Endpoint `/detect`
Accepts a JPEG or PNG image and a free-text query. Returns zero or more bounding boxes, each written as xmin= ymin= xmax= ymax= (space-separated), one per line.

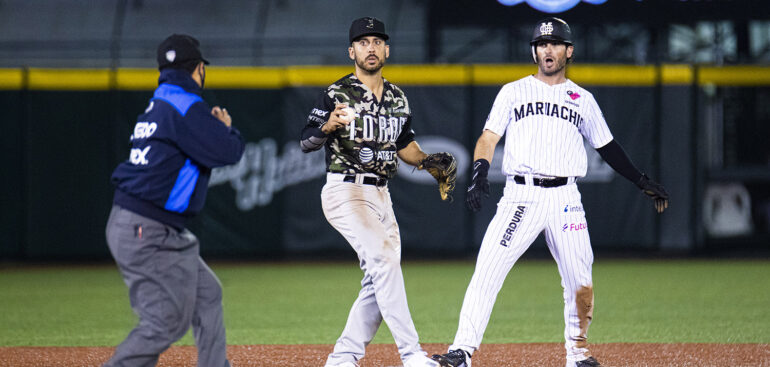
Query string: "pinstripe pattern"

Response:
xmin=450 ymin=75 xmax=610 ymax=364
xmin=485 ymin=76 xmax=613 ymax=178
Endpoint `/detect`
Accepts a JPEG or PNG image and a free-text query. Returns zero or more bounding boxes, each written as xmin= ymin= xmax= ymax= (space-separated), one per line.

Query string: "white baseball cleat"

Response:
xmin=403 ymin=354 xmax=441 ymax=367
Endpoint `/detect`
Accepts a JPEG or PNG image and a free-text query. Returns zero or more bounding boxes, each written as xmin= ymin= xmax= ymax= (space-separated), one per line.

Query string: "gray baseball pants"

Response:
xmin=104 ymin=206 xmax=230 ymax=367
xmin=321 ymin=178 xmax=428 ymax=366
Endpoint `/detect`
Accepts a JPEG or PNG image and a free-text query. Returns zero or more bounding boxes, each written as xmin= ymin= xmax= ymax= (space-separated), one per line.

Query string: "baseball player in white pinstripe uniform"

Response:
xmin=432 ymin=18 xmax=669 ymax=367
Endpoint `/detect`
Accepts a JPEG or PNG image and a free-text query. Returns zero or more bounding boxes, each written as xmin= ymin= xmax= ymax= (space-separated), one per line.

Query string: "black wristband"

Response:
xmin=472 ymin=159 xmax=490 ymax=179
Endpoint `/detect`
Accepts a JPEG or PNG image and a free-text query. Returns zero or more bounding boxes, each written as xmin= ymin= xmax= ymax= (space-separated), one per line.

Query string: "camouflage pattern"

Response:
xmin=318 ymin=73 xmax=414 ymax=179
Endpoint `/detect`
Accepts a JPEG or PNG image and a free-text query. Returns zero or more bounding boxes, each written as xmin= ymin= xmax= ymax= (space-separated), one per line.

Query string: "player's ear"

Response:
xmin=348 ymin=45 xmax=355 ymax=61
xmin=566 ymin=45 xmax=574 ymax=59
xmin=385 ymin=44 xmax=390 ymax=59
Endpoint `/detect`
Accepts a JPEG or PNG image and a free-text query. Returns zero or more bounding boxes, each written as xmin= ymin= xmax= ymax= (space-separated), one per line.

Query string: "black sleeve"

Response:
xmin=596 ymin=139 xmax=644 ymax=184
xmin=395 ymin=115 xmax=416 ymax=151
xmin=300 ymin=90 xmax=334 ymax=153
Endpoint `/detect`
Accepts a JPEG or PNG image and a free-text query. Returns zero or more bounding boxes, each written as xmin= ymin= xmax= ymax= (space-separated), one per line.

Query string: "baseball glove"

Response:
xmin=418 ymin=152 xmax=457 ymax=202
xmin=636 ymin=174 xmax=669 ymax=213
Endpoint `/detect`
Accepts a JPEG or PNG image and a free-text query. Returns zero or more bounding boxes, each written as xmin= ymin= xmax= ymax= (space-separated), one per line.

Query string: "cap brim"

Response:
xmin=351 ymin=32 xmax=389 ymax=43
xmin=530 ymin=36 xmax=571 ymax=45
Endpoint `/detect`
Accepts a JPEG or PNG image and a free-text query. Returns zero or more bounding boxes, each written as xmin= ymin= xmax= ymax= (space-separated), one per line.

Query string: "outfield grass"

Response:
xmin=0 ymin=260 xmax=768 ymax=346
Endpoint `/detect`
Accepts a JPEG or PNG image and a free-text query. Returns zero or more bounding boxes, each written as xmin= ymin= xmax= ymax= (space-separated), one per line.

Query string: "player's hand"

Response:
xmin=321 ymin=103 xmax=354 ymax=134
xmin=636 ymin=174 xmax=669 ymax=213
xmin=466 ymin=159 xmax=491 ymax=212
xmin=211 ymin=106 xmax=232 ymax=127
xmin=466 ymin=176 xmax=490 ymax=212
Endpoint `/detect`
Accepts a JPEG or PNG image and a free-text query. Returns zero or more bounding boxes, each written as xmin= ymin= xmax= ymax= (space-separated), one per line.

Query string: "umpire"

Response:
xmin=104 ymin=34 xmax=244 ymax=367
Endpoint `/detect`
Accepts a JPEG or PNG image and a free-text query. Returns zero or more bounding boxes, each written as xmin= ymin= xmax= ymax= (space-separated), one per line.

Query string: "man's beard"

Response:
xmin=538 ymin=56 xmax=567 ymax=76
xmin=356 ymin=55 xmax=385 ymax=73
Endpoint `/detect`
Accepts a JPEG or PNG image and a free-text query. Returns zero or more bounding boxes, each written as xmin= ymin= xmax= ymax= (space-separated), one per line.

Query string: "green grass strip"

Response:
xmin=0 ymin=260 xmax=768 ymax=346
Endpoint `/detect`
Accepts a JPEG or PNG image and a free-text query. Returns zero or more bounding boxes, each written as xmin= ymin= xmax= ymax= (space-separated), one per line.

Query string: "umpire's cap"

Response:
xmin=349 ymin=17 xmax=389 ymax=43
xmin=530 ymin=17 xmax=572 ymax=45
xmin=157 ymin=34 xmax=209 ymax=70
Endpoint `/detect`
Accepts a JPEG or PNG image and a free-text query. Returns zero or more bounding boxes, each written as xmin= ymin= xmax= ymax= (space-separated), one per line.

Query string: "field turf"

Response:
xmin=0 ymin=260 xmax=768 ymax=347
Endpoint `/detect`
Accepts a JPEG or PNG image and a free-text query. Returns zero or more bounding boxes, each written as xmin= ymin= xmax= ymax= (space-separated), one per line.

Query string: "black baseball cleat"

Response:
xmin=431 ymin=349 xmax=471 ymax=367
xmin=575 ymin=356 xmax=602 ymax=366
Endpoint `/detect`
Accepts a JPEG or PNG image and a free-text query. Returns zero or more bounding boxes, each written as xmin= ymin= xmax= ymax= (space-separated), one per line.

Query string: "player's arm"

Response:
xmin=596 ymin=139 xmax=669 ymax=213
xmin=397 ymin=141 xmax=428 ymax=166
xmin=473 ymin=129 xmax=501 ymax=163
xmin=300 ymin=92 xmax=353 ymax=153
xmin=466 ymin=129 xmax=501 ymax=212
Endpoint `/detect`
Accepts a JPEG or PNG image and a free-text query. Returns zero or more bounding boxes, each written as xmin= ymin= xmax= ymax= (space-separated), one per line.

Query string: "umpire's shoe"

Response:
xmin=574 ymin=356 xmax=602 ymax=366
xmin=431 ymin=349 xmax=471 ymax=367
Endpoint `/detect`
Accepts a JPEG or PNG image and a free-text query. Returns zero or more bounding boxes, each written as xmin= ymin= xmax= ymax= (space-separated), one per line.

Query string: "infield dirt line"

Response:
xmin=1 ymin=343 xmax=769 ymax=366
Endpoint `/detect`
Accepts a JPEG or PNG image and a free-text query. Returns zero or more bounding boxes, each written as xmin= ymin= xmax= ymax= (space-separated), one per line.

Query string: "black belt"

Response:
xmin=343 ymin=175 xmax=388 ymax=187
xmin=514 ymin=175 xmax=568 ymax=188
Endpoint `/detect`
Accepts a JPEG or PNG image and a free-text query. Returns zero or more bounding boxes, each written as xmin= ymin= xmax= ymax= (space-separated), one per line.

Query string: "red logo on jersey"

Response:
xmin=567 ymin=90 xmax=581 ymax=100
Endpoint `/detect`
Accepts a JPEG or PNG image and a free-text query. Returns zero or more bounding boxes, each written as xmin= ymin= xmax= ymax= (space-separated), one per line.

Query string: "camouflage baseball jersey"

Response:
xmin=302 ymin=73 xmax=415 ymax=179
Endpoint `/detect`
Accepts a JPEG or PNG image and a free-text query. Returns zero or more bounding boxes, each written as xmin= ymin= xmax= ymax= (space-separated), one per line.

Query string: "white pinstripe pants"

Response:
xmin=451 ymin=178 xmax=595 ymax=363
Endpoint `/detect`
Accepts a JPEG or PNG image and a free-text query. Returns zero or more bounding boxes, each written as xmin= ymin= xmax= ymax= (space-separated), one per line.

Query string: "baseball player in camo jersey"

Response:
xmin=300 ymin=17 xmax=444 ymax=367
xmin=432 ymin=18 xmax=669 ymax=367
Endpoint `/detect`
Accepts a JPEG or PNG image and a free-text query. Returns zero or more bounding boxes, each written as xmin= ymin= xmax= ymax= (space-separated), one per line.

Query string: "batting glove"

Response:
xmin=636 ymin=173 xmax=669 ymax=213
xmin=466 ymin=159 xmax=491 ymax=212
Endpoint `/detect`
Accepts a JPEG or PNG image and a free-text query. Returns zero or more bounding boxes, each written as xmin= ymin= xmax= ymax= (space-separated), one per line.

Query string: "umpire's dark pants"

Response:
xmin=104 ymin=206 xmax=230 ymax=367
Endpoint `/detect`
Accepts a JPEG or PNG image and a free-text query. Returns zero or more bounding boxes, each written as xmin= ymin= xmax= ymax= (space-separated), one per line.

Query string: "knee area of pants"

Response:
xmin=370 ymin=252 xmax=400 ymax=269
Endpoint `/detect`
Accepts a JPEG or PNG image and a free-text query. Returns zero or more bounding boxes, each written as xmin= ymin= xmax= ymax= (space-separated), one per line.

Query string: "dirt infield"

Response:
xmin=1 ymin=343 xmax=768 ymax=366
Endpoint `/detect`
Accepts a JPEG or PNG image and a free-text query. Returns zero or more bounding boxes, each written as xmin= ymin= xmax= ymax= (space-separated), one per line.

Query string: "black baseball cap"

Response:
xmin=156 ymin=34 xmax=210 ymax=70
xmin=530 ymin=17 xmax=573 ymax=45
xmin=349 ymin=17 xmax=389 ymax=43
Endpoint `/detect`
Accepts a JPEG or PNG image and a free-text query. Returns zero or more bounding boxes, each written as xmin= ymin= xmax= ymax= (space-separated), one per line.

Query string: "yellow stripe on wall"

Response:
xmin=385 ymin=64 xmax=471 ymax=85
xmin=0 ymin=69 xmax=23 ymax=89
xmin=472 ymin=64 xmax=535 ymax=86
xmin=699 ymin=65 xmax=770 ymax=86
xmin=285 ymin=66 xmax=351 ymax=87
xmin=116 ymin=69 xmax=158 ymax=90
xmin=27 ymin=68 xmax=111 ymax=90
xmin=568 ymin=65 xmax=657 ymax=86
xmin=661 ymin=64 xmax=693 ymax=85
xmin=206 ymin=67 xmax=287 ymax=89
xmin=10 ymin=64 xmax=770 ymax=90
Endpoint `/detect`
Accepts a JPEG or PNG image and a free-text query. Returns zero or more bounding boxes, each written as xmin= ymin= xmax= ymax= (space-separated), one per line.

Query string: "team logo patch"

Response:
xmin=567 ymin=90 xmax=581 ymax=100
xmin=165 ymin=50 xmax=176 ymax=62
xmin=359 ymin=147 xmax=374 ymax=163
xmin=500 ymin=206 xmax=527 ymax=247
xmin=540 ymin=22 xmax=553 ymax=35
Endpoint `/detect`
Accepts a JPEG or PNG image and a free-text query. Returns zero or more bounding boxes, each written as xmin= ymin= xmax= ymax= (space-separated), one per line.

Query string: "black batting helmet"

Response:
xmin=530 ymin=17 xmax=573 ymax=63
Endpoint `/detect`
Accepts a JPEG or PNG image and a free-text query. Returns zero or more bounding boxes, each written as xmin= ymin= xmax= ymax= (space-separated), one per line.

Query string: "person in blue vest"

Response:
xmin=104 ymin=34 xmax=244 ymax=367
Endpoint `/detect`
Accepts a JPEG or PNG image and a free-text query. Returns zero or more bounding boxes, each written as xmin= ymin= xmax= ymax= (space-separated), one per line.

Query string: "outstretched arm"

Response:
xmin=596 ymin=139 xmax=669 ymax=213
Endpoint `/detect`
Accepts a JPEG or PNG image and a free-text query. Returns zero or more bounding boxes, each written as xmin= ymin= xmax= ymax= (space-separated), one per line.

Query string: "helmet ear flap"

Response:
xmin=531 ymin=44 xmax=537 ymax=64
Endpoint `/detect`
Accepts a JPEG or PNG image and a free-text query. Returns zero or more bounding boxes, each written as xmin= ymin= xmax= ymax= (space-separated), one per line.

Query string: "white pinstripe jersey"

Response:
xmin=484 ymin=75 xmax=613 ymax=178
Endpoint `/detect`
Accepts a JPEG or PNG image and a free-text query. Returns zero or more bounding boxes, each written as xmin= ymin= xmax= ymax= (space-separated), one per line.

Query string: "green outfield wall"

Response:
xmin=2 ymin=64 xmax=768 ymax=260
